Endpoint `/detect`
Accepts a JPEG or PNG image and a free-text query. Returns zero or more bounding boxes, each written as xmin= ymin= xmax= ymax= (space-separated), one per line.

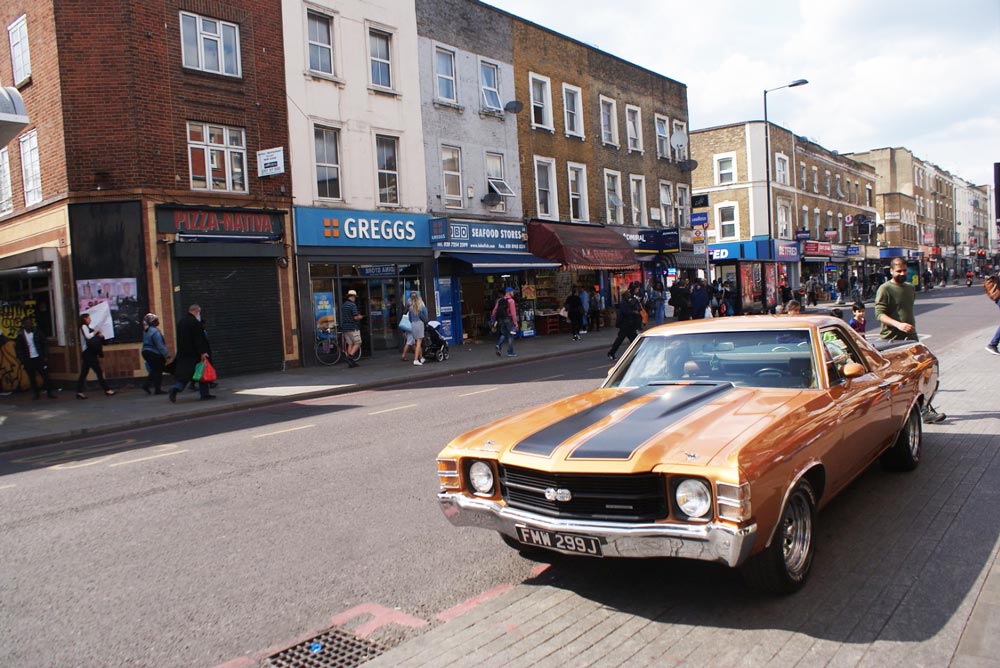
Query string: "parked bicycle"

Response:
xmin=314 ymin=326 xmax=363 ymax=366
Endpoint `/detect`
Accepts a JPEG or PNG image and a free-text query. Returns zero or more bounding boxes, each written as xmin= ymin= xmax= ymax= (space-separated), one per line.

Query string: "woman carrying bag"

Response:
xmin=140 ymin=313 xmax=169 ymax=395
xmin=400 ymin=292 xmax=428 ymax=365
xmin=76 ymin=313 xmax=114 ymax=399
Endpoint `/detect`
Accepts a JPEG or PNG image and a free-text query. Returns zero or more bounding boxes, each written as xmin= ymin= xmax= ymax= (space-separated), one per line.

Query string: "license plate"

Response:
xmin=514 ymin=526 xmax=603 ymax=556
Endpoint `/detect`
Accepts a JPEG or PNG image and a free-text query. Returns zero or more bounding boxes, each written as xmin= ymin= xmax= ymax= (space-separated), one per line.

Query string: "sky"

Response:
xmin=484 ymin=0 xmax=1000 ymax=187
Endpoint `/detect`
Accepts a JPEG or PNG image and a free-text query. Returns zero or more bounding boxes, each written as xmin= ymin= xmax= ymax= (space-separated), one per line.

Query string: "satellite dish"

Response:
xmin=669 ymin=130 xmax=688 ymax=150
xmin=503 ymin=100 xmax=524 ymax=114
xmin=482 ymin=192 xmax=502 ymax=206
xmin=678 ymin=159 xmax=698 ymax=172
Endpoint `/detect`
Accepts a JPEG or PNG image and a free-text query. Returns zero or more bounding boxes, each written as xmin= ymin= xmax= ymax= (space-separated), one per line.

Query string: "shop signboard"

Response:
xmin=156 ymin=205 xmax=284 ymax=240
xmin=690 ymin=212 xmax=709 ymax=228
xmin=795 ymin=229 xmax=810 ymax=240
xmin=846 ymin=245 xmax=860 ymax=256
xmin=802 ymin=240 xmax=832 ymax=256
xmin=295 ymin=208 xmax=431 ymax=248
xmin=774 ymin=241 xmax=800 ymax=261
xmin=431 ymin=219 xmax=528 ymax=251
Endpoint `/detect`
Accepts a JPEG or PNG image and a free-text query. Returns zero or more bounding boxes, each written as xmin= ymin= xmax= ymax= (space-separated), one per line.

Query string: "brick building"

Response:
xmin=0 ymin=0 xmax=296 ymax=388
xmin=691 ymin=122 xmax=876 ymax=311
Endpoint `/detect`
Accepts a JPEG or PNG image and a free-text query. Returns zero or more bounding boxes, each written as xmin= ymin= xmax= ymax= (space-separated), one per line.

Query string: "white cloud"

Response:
xmin=485 ymin=0 xmax=1000 ymax=184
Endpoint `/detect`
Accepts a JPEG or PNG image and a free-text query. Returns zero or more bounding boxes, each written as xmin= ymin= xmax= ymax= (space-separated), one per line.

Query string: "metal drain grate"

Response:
xmin=266 ymin=627 xmax=386 ymax=668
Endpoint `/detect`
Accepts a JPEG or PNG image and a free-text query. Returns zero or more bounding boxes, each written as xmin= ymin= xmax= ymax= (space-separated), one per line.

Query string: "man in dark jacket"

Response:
xmin=670 ymin=278 xmax=692 ymax=321
xmin=15 ymin=317 xmax=56 ymax=399
xmin=169 ymin=304 xmax=213 ymax=402
xmin=607 ymin=285 xmax=643 ymax=360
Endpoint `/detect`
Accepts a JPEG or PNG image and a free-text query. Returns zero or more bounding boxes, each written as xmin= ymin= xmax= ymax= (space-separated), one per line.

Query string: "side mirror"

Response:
xmin=842 ymin=362 xmax=865 ymax=378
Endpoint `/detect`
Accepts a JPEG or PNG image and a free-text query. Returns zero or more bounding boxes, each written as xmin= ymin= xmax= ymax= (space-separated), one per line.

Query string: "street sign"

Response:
xmin=690 ymin=212 xmax=709 ymax=227
xmin=795 ymin=229 xmax=810 ymax=240
xmin=257 ymin=147 xmax=285 ymax=177
xmin=693 ymin=242 xmax=706 ymax=254
xmin=844 ymin=215 xmax=853 ymax=226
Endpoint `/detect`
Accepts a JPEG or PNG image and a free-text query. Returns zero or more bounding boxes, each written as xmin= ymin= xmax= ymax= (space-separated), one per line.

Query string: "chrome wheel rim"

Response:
xmin=781 ymin=491 xmax=812 ymax=578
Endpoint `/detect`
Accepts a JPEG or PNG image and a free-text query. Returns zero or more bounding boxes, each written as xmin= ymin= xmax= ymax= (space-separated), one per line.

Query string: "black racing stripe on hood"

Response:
xmin=510 ymin=385 xmax=663 ymax=457
xmin=568 ymin=382 xmax=734 ymax=460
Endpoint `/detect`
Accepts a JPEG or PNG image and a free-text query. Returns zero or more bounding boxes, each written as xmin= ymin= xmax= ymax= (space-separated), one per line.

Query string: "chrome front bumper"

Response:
xmin=438 ymin=492 xmax=757 ymax=567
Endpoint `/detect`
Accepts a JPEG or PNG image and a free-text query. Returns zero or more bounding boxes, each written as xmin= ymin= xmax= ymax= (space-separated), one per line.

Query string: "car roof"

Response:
xmin=642 ymin=314 xmax=845 ymax=336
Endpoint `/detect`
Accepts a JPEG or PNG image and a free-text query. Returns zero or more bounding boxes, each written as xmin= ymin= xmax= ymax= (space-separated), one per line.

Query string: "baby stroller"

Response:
xmin=421 ymin=320 xmax=450 ymax=362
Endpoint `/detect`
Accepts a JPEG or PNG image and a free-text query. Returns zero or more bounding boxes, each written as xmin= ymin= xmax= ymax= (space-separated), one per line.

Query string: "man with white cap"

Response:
xmin=341 ymin=289 xmax=362 ymax=367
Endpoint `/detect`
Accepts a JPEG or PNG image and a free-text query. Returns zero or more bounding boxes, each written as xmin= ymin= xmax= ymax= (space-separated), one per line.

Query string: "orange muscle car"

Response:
xmin=437 ymin=315 xmax=939 ymax=594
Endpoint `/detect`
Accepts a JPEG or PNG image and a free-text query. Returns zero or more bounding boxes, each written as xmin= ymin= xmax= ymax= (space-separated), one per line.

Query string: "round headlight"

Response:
xmin=676 ymin=479 xmax=712 ymax=518
xmin=468 ymin=461 xmax=494 ymax=494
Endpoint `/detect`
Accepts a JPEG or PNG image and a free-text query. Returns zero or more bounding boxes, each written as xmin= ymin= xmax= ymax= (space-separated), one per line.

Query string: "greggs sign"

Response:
xmin=156 ymin=205 xmax=284 ymax=240
xmin=295 ymin=207 xmax=431 ymax=248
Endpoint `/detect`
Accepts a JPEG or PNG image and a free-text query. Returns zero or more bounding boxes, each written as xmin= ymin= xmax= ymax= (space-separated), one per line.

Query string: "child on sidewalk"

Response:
xmin=849 ymin=302 xmax=866 ymax=335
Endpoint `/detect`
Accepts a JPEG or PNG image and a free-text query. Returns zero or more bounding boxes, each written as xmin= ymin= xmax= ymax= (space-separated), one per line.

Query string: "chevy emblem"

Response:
xmin=544 ymin=487 xmax=573 ymax=502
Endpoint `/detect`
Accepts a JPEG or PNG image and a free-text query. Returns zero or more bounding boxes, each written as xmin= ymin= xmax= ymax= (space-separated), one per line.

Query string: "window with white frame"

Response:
xmin=802 ymin=206 xmax=809 ymax=236
xmin=20 ymin=130 xmax=41 ymax=204
xmin=180 ymin=11 xmax=241 ymax=77
xmin=187 ymin=122 xmax=246 ymax=192
xmin=480 ymin=61 xmax=501 ymax=111
xmin=368 ymin=28 xmax=393 ymax=89
xmin=314 ymin=125 xmax=341 ymax=200
xmin=600 ymin=96 xmax=618 ymax=146
xmin=605 ymin=169 xmax=623 ymax=224
xmin=671 ymin=120 xmax=688 ymax=161
xmin=625 ymin=105 xmax=642 ymax=152
xmin=825 ymin=171 xmax=831 ymax=196
xmin=775 ymin=154 xmax=788 ymax=185
xmin=534 ymin=157 xmax=557 ymax=219
xmin=826 ymin=211 xmax=833 ymax=238
xmin=529 ymin=73 xmax=553 ymax=130
xmin=434 ymin=46 xmax=457 ymax=103
xmin=812 ymin=166 xmax=818 ymax=193
xmin=441 ymin=145 xmax=462 ymax=208
xmin=658 ymin=180 xmax=673 ymax=228
xmin=675 ymin=184 xmax=689 ymax=227
xmin=854 ymin=181 xmax=859 ymax=203
xmin=777 ymin=199 xmax=791 ymax=239
xmin=866 ymin=184 xmax=872 ymax=207
xmin=629 ymin=174 xmax=646 ymax=226
xmin=0 ymin=148 xmax=12 ymax=213
xmin=485 ymin=152 xmax=511 ymax=212
xmin=567 ymin=163 xmax=588 ymax=221
xmin=800 ymin=163 xmax=807 ymax=190
xmin=8 ymin=15 xmax=30 ymax=85
xmin=716 ymin=203 xmax=737 ymax=240
xmin=562 ymin=84 xmax=583 ymax=138
xmin=307 ymin=10 xmax=334 ymax=75
xmin=654 ymin=114 xmax=669 ymax=158
xmin=715 ymin=153 xmax=736 ymax=185
xmin=835 ymin=174 xmax=843 ymax=199
xmin=375 ymin=134 xmax=399 ymax=205
xmin=813 ymin=208 xmax=820 ymax=235
xmin=837 ymin=213 xmax=844 ymax=243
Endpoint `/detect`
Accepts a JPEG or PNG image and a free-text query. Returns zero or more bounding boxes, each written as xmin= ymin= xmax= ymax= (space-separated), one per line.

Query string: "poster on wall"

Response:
xmin=313 ymin=292 xmax=336 ymax=331
xmin=76 ymin=278 xmax=141 ymax=341
xmin=764 ymin=264 xmax=778 ymax=310
xmin=0 ymin=300 xmax=36 ymax=339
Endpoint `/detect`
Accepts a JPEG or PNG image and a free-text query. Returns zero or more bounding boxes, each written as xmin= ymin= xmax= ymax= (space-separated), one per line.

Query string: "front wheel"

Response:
xmin=880 ymin=406 xmax=922 ymax=471
xmin=314 ymin=338 xmax=341 ymax=366
xmin=741 ymin=479 xmax=817 ymax=595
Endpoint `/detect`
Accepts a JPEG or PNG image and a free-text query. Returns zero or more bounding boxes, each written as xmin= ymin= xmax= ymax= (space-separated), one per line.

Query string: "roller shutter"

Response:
xmin=175 ymin=258 xmax=283 ymax=376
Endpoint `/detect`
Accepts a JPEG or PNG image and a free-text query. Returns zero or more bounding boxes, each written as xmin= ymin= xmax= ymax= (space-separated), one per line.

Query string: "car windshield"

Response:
xmin=606 ymin=329 xmax=818 ymax=390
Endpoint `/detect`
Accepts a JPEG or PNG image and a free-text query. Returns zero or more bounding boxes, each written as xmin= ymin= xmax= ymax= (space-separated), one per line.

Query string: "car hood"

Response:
xmin=447 ymin=382 xmax=815 ymax=474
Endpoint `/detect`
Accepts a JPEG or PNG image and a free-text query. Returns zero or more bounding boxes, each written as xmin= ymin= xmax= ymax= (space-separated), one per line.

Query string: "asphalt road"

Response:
xmin=1 ymin=283 xmax=994 ymax=668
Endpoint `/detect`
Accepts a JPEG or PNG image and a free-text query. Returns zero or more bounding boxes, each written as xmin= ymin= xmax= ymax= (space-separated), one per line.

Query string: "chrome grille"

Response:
xmin=499 ymin=465 xmax=667 ymax=522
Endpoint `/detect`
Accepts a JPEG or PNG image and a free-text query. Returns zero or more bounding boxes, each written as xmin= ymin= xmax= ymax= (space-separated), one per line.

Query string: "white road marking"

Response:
xmin=0 ymin=484 xmax=15 ymax=490
xmin=251 ymin=424 xmax=316 ymax=439
xmin=458 ymin=388 xmax=497 ymax=397
xmin=368 ymin=404 xmax=418 ymax=415
xmin=535 ymin=374 xmax=565 ymax=381
xmin=586 ymin=364 xmax=611 ymax=371
xmin=109 ymin=449 xmax=187 ymax=467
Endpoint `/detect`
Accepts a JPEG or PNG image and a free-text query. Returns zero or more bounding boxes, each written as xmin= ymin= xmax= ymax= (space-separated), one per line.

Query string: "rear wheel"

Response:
xmin=880 ymin=406 xmax=922 ymax=471
xmin=436 ymin=348 xmax=445 ymax=362
xmin=741 ymin=479 xmax=817 ymax=595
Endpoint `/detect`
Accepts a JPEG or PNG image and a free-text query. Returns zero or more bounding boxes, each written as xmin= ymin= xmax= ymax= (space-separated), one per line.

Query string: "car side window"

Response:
xmin=821 ymin=327 xmax=865 ymax=385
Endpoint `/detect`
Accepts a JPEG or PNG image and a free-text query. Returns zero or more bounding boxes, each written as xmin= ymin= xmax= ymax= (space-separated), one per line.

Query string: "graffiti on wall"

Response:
xmin=0 ymin=301 xmax=36 ymax=393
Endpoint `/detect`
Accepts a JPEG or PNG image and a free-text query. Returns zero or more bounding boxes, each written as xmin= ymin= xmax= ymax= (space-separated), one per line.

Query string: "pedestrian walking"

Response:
xmin=721 ymin=280 xmax=736 ymax=316
xmin=75 ymin=313 xmax=114 ymax=399
xmin=15 ymin=317 xmax=56 ymax=399
xmin=836 ymin=274 xmax=848 ymax=304
xmin=670 ymin=278 xmax=692 ymax=321
xmin=690 ymin=280 xmax=710 ymax=319
xmin=491 ymin=286 xmax=518 ymax=357
xmin=400 ymin=291 xmax=429 ymax=365
xmin=340 ymin=289 xmax=362 ymax=368
xmin=140 ymin=313 xmax=169 ymax=395
xmin=806 ymin=275 xmax=819 ymax=307
xmin=168 ymin=304 xmax=213 ymax=402
xmin=607 ymin=284 xmax=642 ymax=360
xmin=579 ymin=285 xmax=590 ymax=333
xmin=650 ymin=281 xmax=666 ymax=325
xmin=875 ymin=256 xmax=945 ymax=423
xmin=588 ymin=285 xmax=604 ymax=332
xmin=564 ymin=288 xmax=584 ymax=340
xmin=984 ymin=274 xmax=1000 ymax=356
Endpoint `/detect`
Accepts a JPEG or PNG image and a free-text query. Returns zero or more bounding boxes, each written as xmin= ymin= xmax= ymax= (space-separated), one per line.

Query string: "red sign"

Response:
xmin=803 ymin=240 xmax=832 ymax=255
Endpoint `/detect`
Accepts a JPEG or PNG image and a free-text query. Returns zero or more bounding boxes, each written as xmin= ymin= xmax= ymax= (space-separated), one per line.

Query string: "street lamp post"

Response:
xmin=762 ymin=78 xmax=807 ymax=310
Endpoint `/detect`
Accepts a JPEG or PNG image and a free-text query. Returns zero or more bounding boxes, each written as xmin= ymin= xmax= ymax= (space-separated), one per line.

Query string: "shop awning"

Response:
xmin=528 ymin=221 xmax=638 ymax=271
xmin=666 ymin=251 xmax=708 ymax=269
xmin=440 ymin=251 xmax=560 ymax=274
